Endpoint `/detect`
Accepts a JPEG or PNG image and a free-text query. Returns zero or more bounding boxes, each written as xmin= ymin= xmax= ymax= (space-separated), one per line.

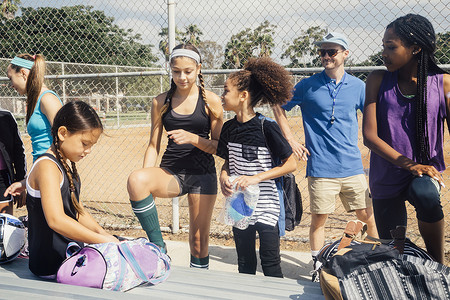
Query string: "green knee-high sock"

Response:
xmin=131 ymin=195 xmax=165 ymax=249
xmin=190 ymin=255 xmax=209 ymax=269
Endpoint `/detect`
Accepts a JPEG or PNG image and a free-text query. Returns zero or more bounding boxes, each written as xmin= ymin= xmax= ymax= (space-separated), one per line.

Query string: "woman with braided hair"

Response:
xmin=25 ymin=101 xmax=118 ymax=277
xmin=363 ymin=14 xmax=450 ymax=263
xmin=127 ymin=44 xmax=223 ymax=269
xmin=217 ymin=57 xmax=297 ymax=277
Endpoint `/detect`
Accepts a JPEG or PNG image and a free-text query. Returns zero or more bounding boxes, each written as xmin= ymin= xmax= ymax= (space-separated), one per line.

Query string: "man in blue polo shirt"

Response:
xmin=273 ymin=32 xmax=378 ymax=281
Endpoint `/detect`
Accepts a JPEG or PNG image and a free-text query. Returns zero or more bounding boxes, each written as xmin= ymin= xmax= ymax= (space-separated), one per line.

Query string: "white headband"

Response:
xmin=170 ymin=49 xmax=201 ymax=64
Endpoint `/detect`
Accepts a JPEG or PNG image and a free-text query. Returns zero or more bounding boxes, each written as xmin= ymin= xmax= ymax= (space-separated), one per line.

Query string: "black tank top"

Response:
xmin=26 ymin=153 xmax=83 ymax=276
xmin=160 ymin=89 xmax=215 ymax=174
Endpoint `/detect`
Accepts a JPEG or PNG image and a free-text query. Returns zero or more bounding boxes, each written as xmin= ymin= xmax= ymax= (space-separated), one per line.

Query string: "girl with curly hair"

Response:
xmin=217 ymin=57 xmax=297 ymax=277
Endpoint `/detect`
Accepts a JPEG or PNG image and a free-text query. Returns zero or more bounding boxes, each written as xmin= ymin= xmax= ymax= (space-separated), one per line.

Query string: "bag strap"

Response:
xmin=139 ymin=241 xmax=171 ymax=285
xmin=259 ymin=115 xmax=286 ymax=236
xmin=259 ymin=116 xmax=275 ymax=167
xmin=65 ymin=242 xmax=82 ymax=258
xmin=118 ymin=242 xmax=149 ymax=282
xmin=118 ymin=241 xmax=171 ymax=285
xmin=390 ymin=225 xmax=406 ymax=254
xmin=337 ymin=220 xmax=367 ymax=251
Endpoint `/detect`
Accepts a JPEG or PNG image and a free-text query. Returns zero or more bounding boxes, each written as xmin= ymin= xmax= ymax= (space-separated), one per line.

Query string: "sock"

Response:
xmin=311 ymin=250 xmax=319 ymax=259
xmin=130 ymin=195 xmax=165 ymax=250
xmin=190 ymin=254 xmax=209 ymax=269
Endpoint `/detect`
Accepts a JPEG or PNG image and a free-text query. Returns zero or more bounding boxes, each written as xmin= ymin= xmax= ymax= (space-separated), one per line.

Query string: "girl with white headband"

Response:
xmin=4 ymin=54 xmax=63 ymax=212
xmin=127 ymin=44 xmax=223 ymax=269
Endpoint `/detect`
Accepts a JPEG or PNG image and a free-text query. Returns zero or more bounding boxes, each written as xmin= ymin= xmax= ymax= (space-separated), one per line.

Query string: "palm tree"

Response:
xmin=1 ymin=0 xmax=20 ymax=19
xmin=253 ymin=21 xmax=276 ymax=57
xmin=158 ymin=26 xmax=183 ymax=61
xmin=183 ymin=24 xmax=203 ymax=46
xmin=281 ymin=26 xmax=326 ymax=68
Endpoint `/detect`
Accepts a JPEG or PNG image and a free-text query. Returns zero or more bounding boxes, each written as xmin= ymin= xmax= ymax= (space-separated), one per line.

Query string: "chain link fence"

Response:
xmin=0 ymin=1 xmax=449 ymax=251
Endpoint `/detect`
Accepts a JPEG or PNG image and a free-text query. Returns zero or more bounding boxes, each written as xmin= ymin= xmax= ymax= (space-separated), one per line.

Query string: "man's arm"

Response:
xmin=272 ymin=105 xmax=309 ymax=161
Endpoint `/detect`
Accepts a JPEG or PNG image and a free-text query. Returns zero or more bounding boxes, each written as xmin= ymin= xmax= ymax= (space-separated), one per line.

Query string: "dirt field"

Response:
xmin=15 ymin=113 xmax=450 ymax=264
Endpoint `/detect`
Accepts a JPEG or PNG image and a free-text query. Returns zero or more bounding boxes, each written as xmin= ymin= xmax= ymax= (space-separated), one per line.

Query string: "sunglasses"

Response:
xmin=318 ymin=49 xmax=343 ymax=58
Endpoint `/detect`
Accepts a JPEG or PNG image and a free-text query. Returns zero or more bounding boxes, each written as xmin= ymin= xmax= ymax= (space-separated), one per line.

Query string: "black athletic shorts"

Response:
xmin=163 ymin=167 xmax=217 ymax=195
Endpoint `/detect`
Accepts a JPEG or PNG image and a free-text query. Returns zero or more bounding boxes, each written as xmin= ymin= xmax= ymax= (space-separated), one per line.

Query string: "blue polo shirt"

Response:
xmin=282 ymin=70 xmax=365 ymax=178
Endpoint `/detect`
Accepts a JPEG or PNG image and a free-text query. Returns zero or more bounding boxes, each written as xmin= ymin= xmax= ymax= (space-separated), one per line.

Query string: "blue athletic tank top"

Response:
xmin=160 ymin=89 xmax=216 ymax=174
xmin=27 ymin=90 xmax=63 ymax=161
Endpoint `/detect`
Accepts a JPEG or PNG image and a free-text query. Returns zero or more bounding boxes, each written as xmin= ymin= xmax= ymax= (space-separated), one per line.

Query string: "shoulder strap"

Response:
xmin=118 ymin=242 xmax=149 ymax=282
xmin=337 ymin=220 xmax=367 ymax=251
xmin=118 ymin=240 xmax=171 ymax=284
xmin=38 ymin=90 xmax=63 ymax=105
xmin=259 ymin=115 xmax=274 ymax=164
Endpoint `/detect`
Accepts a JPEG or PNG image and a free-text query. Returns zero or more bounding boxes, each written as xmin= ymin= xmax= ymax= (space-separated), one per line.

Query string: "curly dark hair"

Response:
xmin=228 ymin=57 xmax=293 ymax=108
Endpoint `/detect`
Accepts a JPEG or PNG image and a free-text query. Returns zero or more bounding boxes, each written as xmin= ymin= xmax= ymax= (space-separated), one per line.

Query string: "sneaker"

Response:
xmin=18 ymin=215 xmax=29 ymax=258
xmin=310 ymin=256 xmax=322 ymax=282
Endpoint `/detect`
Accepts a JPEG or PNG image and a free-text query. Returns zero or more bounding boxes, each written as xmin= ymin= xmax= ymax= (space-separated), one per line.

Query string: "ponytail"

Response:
xmin=10 ymin=53 xmax=46 ymax=124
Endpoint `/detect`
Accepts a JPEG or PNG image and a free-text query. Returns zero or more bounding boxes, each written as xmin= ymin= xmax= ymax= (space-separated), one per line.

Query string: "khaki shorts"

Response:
xmin=308 ymin=174 xmax=372 ymax=214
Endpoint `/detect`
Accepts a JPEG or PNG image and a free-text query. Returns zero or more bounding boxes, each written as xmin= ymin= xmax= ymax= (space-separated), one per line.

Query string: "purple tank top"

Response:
xmin=369 ymin=71 xmax=446 ymax=199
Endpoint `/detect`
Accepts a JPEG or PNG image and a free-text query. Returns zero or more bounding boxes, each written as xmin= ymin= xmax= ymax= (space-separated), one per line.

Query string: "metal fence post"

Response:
xmin=172 ymin=197 xmax=180 ymax=234
xmin=167 ymin=0 xmax=180 ymax=234
xmin=168 ymin=0 xmax=176 ymax=54
xmin=115 ymin=66 xmax=120 ymax=127
xmin=62 ymin=62 xmax=66 ymax=104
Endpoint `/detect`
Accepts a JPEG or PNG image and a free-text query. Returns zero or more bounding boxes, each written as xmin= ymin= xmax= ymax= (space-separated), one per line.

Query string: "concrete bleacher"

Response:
xmin=0 ymin=240 xmax=324 ymax=299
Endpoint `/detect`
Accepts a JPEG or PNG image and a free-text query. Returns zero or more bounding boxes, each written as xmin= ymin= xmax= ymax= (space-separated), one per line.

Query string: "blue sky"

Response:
xmin=19 ymin=0 xmax=449 ymax=65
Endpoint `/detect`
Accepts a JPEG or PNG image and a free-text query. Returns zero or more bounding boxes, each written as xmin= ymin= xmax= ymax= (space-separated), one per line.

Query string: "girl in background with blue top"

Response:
xmin=217 ymin=57 xmax=297 ymax=277
xmin=363 ymin=14 xmax=450 ymax=263
xmin=4 ymin=53 xmax=63 ymax=198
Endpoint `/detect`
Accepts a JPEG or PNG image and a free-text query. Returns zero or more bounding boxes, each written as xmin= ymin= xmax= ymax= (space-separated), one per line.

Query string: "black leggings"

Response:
xmin=373 ymin=175 xmax=444 ymax=239
xmin=232 ymin=222 xmax=283 ymax=278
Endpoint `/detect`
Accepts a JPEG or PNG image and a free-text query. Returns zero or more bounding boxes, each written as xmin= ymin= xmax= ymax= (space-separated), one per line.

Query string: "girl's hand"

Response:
xmin=4 ymin=180 xmax=25 ymax=197
xmin=409 ymin=164 xmax=445 ymax=187
xmin=102 ymin=234 xmax=120 ymax=243
xmin=167 ymin=129 xmax=195 ymax=145
xmin=220 ymin=173 xmax=233 ymax=197
xmin=232 ymin=175 xmax=261 ymax=191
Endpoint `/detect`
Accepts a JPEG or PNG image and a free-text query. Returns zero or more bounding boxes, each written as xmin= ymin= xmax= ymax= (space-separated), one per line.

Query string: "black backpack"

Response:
xmin=282 ymin=173 xmax=302 ymax=231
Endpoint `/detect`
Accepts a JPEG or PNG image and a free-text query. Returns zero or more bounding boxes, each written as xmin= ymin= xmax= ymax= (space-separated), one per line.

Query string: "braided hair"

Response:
xmin=161 ymin=44 xmax=220 ymax=118
xmin=387 ymin=14 xmax=446 ymax=164
xmin=228 ymin=57 xmax=293 ymax=108
xmin=9 ymin=53 xmax=46 ymax=124
xmin=51 ymin=101 xmax=103 ymax=216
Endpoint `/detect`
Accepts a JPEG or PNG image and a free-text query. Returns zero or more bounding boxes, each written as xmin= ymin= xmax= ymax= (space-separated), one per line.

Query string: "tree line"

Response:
xmin=1 ymin=5 xmax=448 ymax=70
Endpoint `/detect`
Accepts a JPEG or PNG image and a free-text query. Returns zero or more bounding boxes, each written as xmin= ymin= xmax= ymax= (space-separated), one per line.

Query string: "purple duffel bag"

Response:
xmin=56 ymin=238 xmax=171 ymax=291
